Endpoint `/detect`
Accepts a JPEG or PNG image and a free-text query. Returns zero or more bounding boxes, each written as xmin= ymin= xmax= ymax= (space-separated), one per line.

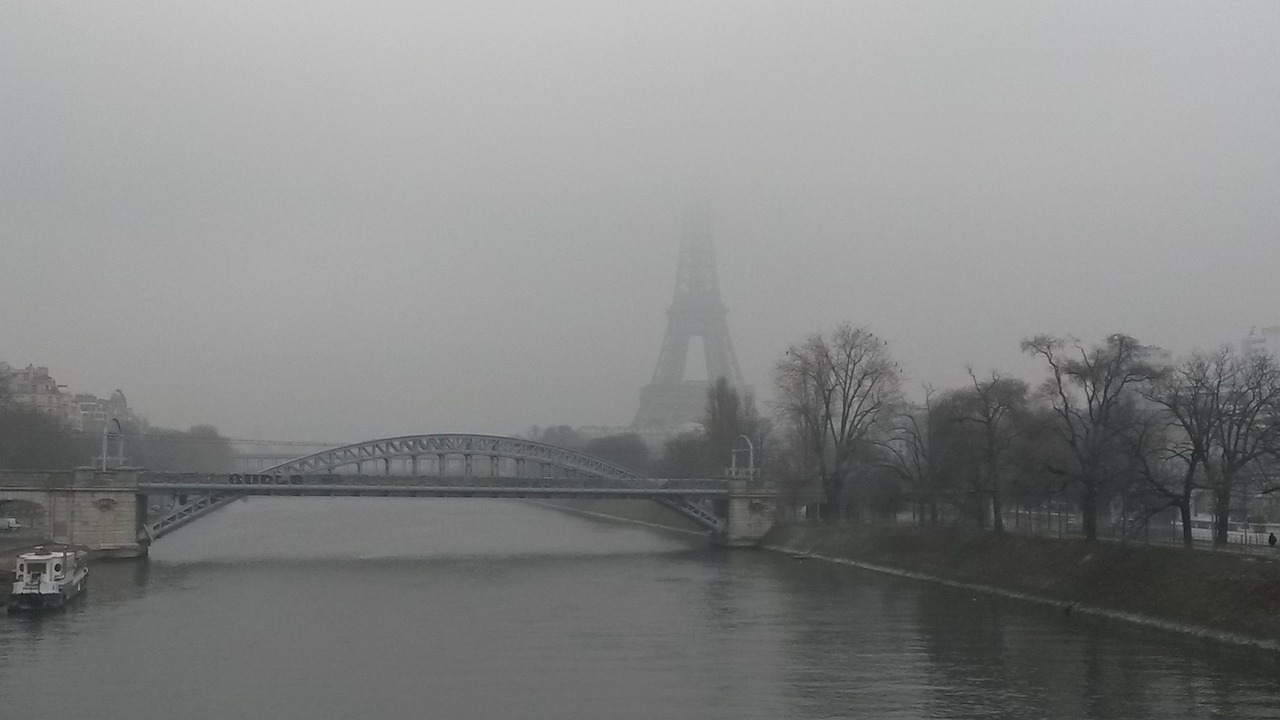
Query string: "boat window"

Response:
xmin=54 ymin=563 xmax=62 ymax=572
xmin=18 ymin=563 xmax=24 ymax=572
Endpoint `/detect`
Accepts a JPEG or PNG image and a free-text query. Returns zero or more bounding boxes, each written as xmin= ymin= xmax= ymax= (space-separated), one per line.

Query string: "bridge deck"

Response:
xmin=138 ymin=474 xmax=729 ymax=500
xmin=139 ymin=474 xmax=729 ymax=540
xmin=139 ymin=483 xmax=726 ymax=499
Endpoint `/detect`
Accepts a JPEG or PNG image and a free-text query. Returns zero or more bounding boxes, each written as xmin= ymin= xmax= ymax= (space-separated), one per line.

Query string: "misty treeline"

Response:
xmin=536 ymin=323 xmax=1280 ymax=549
xmin=768 ymin=323 xmax=1280 ymax=548
xmin=528 ymin=376 xmax=768 ymax=480
xmin=0 ymin=376 xmax=234 ymax=472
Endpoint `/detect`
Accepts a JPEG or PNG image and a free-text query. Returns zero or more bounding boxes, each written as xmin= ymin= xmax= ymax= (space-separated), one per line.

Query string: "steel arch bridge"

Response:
xmin=141 ymin=434 xmax=729 ymax=540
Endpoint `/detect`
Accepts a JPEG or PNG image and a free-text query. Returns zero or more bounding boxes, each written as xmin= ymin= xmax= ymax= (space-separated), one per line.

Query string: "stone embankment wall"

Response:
xmin=765 ymin=523 xmax=1280 ymax=648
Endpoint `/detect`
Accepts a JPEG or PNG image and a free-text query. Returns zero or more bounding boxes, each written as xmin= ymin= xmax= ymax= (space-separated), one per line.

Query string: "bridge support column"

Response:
xmin=723 ymin=478 xmax=777 ymax=547
xmin=71 ymin=468 xmax=148 ymax=557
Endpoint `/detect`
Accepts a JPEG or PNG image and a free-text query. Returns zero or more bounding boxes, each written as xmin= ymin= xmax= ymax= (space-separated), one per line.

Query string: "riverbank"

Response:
xmin=763 ymin=523 xmax=1280 ymax=649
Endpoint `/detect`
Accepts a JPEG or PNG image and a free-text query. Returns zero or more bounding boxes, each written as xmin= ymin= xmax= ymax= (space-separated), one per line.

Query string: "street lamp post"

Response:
xmin=115 ymin=418 xmax=125 ymax=468
xmin=101 ymin=418 xmax=123 ymax=470
xmin=730 ymin=434 xmax=755 ymax=478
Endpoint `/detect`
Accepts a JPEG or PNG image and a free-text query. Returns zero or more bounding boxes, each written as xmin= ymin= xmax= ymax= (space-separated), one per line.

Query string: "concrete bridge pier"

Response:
xmin=723 ymin=478 xmax=777 ymax=547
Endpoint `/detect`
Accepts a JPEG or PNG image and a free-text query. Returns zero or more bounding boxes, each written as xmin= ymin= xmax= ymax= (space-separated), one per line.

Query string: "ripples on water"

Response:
xmin=2 ymin=498 xmax=1279 ymax=718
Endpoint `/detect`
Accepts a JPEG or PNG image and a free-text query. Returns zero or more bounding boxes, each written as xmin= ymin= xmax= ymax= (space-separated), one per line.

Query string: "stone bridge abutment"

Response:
xmin=0 ymin=468 xmax=147 ymax=558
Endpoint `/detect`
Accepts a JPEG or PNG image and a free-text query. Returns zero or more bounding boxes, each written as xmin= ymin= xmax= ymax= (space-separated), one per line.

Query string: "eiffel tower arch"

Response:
xmin=632 ymin=207 xmax=746 ymax=430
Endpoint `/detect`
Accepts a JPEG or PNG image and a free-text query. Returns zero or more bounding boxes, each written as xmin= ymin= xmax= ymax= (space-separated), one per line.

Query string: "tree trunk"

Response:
xmin=990 ymin=487 xmax=1004 ymax=534
xmin=821 ymin=472 xmax=839 ymax=525
xmin=1213 ymin=487 xmax=1232 ymax=546
xmin=1081 ymin=486 xmax=1098 ymax=541
xmin=1177 ymin=484 xmax=1198 ymax=545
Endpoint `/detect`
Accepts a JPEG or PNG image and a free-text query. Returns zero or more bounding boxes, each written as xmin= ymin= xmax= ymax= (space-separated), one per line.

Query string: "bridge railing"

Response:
xmin=138 ymin=472 xmax=729 ymax=494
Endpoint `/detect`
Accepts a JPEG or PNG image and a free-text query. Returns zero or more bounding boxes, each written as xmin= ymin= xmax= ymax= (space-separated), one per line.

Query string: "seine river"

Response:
xmin=3 ymin=498 xmax=1280 ymax=718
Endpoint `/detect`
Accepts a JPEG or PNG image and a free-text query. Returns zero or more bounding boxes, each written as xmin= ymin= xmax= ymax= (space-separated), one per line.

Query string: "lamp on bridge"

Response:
xmin=728 ymin=434 xmax=755 ymax=478
xmin=100 ymin=418 xmax=124 ymax=471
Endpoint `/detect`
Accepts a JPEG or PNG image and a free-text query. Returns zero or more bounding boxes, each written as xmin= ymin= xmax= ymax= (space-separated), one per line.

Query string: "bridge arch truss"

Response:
xmin=264 ymin=434 xmax=650 ymax=483
xmin=145 ymin=434 xmax=725 ymax=539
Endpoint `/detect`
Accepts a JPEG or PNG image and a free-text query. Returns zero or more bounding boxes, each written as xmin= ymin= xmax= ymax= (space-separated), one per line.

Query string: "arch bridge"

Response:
xmin=136 ymin=434 xmax=775 ymax=549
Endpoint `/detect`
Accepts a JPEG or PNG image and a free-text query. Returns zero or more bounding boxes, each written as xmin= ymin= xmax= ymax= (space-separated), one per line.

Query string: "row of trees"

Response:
xmin=767 ymin=324 xmax=1280 ymax=547
xmin=527 ymin=377 xmax=769 ymax=479
xmin=526 ymin=424 xmax=652 ymax=474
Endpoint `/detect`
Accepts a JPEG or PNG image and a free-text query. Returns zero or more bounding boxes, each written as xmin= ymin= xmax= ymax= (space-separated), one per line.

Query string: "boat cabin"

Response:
xmin=10 ymin=546 xmax=89 ymax=612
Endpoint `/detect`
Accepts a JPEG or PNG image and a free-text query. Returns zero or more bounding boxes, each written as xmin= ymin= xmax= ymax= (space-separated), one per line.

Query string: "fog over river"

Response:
xmin=2 ymin=499 xmax=1278 ymax=718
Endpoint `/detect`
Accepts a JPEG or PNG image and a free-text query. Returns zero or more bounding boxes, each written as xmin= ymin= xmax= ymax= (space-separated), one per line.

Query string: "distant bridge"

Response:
xmin=0 ymin=434 xmax=776 ymax=555
xmin=145 ymin=433 xmax=730 ymax=539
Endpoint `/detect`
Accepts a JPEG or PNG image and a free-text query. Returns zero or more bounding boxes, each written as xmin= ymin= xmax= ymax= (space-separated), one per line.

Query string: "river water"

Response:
xmin=2 ymin=498 xmax=1279 ymax=718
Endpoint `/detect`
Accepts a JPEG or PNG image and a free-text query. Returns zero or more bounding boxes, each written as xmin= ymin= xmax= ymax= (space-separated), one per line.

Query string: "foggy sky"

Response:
xmin=3 ymin=2 xmax=1279 ymax=442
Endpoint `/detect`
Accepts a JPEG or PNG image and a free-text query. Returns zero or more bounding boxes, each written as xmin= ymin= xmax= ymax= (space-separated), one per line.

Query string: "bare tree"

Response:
xmin=878 ymin=389 xmax=941 ymax=526
xmin=1112 ymin=399 xmax=1184 ymax=542
xmin=956 ymin=369 xmax=1030 ymax=534
xmin=1140 ymin=349 xmax=1224 ymax=546
xmin=1203 ymin=349 xmax=1280 ymax=544
xmin=774 ymin=323 xmax=900 ymax=522
xmin=703 ymin=376 xmax=767 ymax=474
xmin=767 ymin=430 xmax=818 ymax=518
xmin=1004 ymin=404 xmax=1077 ymax=531
xmin=1141 ymin=347 xmax=1280 ymax=545
xmin=1022 ymin=333 xmax=1164 ymax=540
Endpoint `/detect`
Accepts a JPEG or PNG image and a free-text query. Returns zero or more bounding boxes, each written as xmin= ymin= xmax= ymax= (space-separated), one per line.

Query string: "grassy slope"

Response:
xmin=765 ymin=524 xmax=1280 ymax=644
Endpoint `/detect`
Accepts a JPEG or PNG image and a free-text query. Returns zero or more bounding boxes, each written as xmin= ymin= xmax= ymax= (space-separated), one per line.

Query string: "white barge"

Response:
xmin=8 ymin=547 xmax=88 ymax=612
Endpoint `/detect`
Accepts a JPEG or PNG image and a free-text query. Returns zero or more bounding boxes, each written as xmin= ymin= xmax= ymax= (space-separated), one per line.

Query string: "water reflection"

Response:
xmin=911 ymin=572 xmax=1280 ymax=719
xmin=3 ymin=500 xmax=1280 ymax=719
xmin=770 ymin=558 xmax=1280 ymax=719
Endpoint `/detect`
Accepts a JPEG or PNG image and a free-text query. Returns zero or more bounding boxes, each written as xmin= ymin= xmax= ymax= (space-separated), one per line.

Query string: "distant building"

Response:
xmin=0 ymin=363 xmax=79 ymax=427
xmin=1 ymin=361 xmax=137 ymax=433
xmin=1242 ymin=326 xmax=1280 ymax=358
xmin=73 ymin=389 xmax=137 ymax=436
xmin=73 ymin=393 xmax=109 ymax=432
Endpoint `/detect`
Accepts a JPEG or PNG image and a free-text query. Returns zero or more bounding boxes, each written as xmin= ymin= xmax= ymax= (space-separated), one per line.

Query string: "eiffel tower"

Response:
xmin=632 ymin=207 xmax=745 ymax=430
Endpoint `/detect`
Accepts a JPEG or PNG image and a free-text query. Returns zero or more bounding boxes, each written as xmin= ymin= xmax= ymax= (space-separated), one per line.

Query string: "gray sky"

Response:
xmin=3 ymin=1 xmax=1279 ymax=442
